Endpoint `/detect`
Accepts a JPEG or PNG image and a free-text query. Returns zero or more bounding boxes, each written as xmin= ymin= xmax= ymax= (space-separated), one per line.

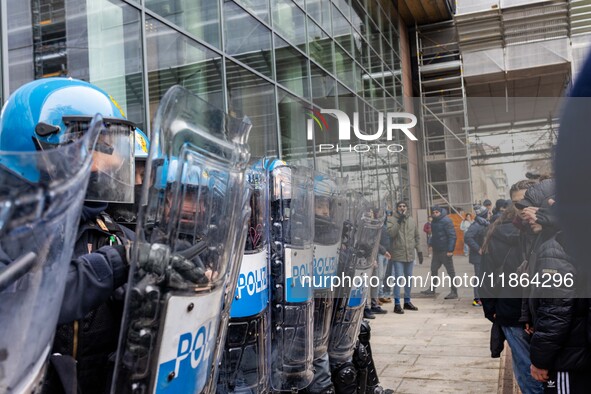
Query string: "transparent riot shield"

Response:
xmin=0 ymin=116 xmax=101 ymax=393
xmin=328 ymin=193 xmax=384 ymax=364
xmin=307 ymin=173 xmax=346 ymax=391
xmin=112 ymin=86 xmax=251 ymax=394
xmin=268 ymin=161 xmax=315 ymax=392
xmin=218 ymin=164 xmax=270 ymax=394
xmin=312 ymin=174 xmax=346 ymax=354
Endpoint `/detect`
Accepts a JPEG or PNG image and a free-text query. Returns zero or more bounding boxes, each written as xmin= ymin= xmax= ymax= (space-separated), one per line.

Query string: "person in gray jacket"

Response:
xmin=387 ymin=201 xmax=423 ymax=314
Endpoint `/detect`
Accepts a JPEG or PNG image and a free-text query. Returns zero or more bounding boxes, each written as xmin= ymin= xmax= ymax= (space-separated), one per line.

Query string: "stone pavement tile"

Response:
xmin=413 ymin=355 xmax=500 ymax=369
xmin=401 ymin=365 xmax=498 ymax=382
xmin=370 ymin=335 xmax=411 ymax=346
xmin=423 ymin=318 xmax=489 ymax=327
xmin=399 ymin=344 xmax=489 ymax=358
xmin=429 ymin=335 xmax=490 ymax=347
xmin=372 ymin=336 xmax=432 ymax=346
xmin=378 ymin=364 xmax=414 ymax=378
xmin=395 ymin=378 xmax=498 ymax=394
xmin=374 ymin=354 xmax=419 ymax=373
xmin=372 ymin=344 xmax=405 ymax=354
xmin=421 ymin=329 xmax=490 ymax=339
xmin=435 ymin=323 xmax=490 ymax=332
xmin=377 ymin=376 xmax=403 ymax=392
xmin=371 ymin=326 xmax=420 ymax=337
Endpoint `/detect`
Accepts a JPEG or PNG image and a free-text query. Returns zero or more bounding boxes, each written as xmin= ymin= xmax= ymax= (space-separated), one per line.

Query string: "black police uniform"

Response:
xmin=44 ymin=203 xmax=133 ymax=394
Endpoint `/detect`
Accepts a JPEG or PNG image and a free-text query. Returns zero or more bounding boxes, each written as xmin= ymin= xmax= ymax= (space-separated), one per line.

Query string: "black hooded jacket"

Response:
xmin=528 ymin=232 xmax=590 ymax=372
xmin=480 ymin=219 xmax=523 ymax=326
xmin=518 ymin=182 xmax=590 ymax=372
xmin=429 ymin=208 xmax=456 ymax=253
xmin=464 ymin=215 xmax=489 ymax=265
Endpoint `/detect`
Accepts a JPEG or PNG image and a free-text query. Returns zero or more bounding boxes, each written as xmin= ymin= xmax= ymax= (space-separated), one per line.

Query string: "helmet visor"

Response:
xmin=73 ymin=117 xmax=135 ymax=203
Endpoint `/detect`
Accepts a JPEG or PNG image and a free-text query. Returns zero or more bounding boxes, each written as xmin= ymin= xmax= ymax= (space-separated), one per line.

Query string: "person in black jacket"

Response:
xmin=480 ymin=203 xmax=543 ymax=394
xmin=525 ymin=212 xmax=590 ymax=392
xmin=516 ymin=181 xmax=591 ymax=391
xmin=464 ymin=205 xmax=490 ymax=306
xmin=421 ymin=205 xmax=457 ymax=299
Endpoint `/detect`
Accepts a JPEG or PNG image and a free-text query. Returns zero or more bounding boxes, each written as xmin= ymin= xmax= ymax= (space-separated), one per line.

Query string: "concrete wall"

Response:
xmin=471 ymin=166 xmax=502 ymax=204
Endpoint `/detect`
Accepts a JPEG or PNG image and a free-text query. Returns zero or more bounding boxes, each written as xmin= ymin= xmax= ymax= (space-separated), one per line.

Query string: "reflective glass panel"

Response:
xmin=306 ymin=0 xmax=331 ymax=35
xmin=226 ymin=60 xmax=279 ymax=158
xmin=277 ymin=88 xmax=314 ymax=165
xmin=7 ymin=0 xmax=145 ymax=128
xmin=233 ymin=0 xmax=269 ymax=22
xmin=310 ymin=62 xmax=336 ymax=105
xmin=334 ymin=44 xmax=356 ymax=91
xmin=146 ymin=17 xmax=224 ymax=113
xmin=332 ymin=5 xmax=352 ymax=55
xmin=272 ymin=0 xmax=307 ymax=52
xmin=275 ymin=35 xmax=309 ymax=98
xmin=146 ymin=0 xmax=221 ymax=48
xmin=308 ymin=19 xmax=333 ymax=74
xmin=224 ymin=1 xmax=273 ymax=78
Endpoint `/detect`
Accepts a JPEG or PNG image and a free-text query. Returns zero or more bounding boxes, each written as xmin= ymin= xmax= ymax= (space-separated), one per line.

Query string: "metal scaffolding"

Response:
xmin=416 ymin=0 xmax=591 ymax=211
xmin=416 ymin=21 xmax=473 ymax=213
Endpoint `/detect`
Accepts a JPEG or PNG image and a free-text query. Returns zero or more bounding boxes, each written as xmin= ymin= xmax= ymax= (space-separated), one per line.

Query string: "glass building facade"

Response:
xmin=2 ymin=0 xmax=410 ymax=208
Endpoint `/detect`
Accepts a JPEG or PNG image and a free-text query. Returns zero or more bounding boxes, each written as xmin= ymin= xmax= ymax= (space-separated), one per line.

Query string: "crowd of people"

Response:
xmin=369 ymin=175 xmax=588 ymax=393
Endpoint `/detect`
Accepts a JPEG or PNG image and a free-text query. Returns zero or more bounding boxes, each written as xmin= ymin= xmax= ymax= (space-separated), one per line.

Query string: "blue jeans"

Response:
xmin=501 ymin=326 xmax=544 ymax=394
xmin=393 ymin=261 xmax=414 ymax=305
xmin=377 ymin=254 xmax=391 ymax=297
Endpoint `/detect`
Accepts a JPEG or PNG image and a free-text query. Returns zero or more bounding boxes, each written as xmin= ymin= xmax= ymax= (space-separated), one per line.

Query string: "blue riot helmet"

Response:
xmin=135 ymin=128 xmax=150 ymax=161
xmin=0 ymin=77 xmax=136 ymax=203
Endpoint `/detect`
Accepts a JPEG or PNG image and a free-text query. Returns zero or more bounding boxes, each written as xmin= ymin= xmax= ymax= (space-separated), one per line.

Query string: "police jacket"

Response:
xmin=464 ymin=216 xmax=489 ymax=265
xmin=480 ymin=220 xmax=523 ymax=326
xmin=386 ymin=211 xmax=421 ymax=262
xmin=429 ymin=209 xmax=456 ymax=253
xmin=528 ymin=232 xmax=590 ymax=372
xmin=50 ymin=202 xmax=133 ymax=394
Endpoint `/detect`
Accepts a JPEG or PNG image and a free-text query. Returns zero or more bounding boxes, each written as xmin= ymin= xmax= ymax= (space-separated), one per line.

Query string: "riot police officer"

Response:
xmin=0 ymin=78 xmax=139 ymax=394
xmin=111 ymin=85 xmax=252 ymax=394
xmin=307 ymin=173 xmax=346 ymax=394
xmin=0 ymin=80 xmax=101 ymax=393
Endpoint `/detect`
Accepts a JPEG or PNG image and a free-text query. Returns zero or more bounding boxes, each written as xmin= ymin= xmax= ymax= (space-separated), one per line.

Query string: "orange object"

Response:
xmin=449 ymin=213 xmax=465 ymax=256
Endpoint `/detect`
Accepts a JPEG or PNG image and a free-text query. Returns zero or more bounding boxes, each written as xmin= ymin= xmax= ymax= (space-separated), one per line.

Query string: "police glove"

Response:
xmin=417 ymin=252 xmax=423 ymax=265
xmin=112 ymin=243 xmax=130 ymax=267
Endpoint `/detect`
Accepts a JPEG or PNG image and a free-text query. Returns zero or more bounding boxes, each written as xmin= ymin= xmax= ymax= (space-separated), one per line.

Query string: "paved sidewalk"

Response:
xmin=371 ymin=255 xmax=503 ymax=393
